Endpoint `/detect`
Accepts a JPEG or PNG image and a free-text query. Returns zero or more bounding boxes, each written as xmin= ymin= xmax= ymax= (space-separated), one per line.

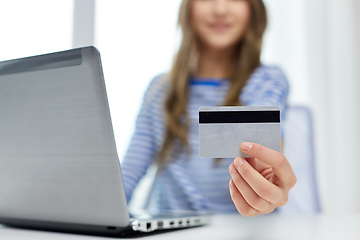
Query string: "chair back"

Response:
xmin=280 ymin=105 xmax=321 ymax=213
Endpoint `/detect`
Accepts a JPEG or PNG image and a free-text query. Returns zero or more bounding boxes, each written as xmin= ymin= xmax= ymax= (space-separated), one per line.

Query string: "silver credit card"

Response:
xmin=199 ymin=106 xmax=280 ymax=158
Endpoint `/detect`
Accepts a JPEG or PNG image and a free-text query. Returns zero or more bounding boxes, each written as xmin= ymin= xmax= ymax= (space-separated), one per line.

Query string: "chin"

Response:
xmin=202 ymin=36 xmax=240 ymax=51
xmin=206 ymin=41 xmax=239 ymax=51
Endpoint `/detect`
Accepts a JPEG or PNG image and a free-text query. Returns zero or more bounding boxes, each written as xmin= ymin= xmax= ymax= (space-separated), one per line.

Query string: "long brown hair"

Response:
xmin=157 ymin=0 xmax=267 ymax=166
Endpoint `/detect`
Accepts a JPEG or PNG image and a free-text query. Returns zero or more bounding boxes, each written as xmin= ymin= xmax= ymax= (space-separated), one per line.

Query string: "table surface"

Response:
xmin=1 ymin=213 xmax=359 ymax=240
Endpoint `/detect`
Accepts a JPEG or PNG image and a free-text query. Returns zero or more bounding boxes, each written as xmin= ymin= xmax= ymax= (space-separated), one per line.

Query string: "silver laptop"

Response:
xmin=0 ymin=46 xmax=212 ymax=236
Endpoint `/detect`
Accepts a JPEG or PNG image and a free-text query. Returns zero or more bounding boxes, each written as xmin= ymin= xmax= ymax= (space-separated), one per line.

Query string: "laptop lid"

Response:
xmin=0 ymin=47 xmax=130 ymax=228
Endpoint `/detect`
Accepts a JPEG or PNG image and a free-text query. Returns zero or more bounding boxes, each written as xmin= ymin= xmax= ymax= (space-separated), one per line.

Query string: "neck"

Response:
xmin=194 ymin=44 xmax=237 ymax=79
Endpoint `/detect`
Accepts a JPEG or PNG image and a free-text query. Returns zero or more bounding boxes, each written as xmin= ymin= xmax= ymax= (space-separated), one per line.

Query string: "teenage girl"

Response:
xmin=121 ymin=0 xmax=296 ymax=216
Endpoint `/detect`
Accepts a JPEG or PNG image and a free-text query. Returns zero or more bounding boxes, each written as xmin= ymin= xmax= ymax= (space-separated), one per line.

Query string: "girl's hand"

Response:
xmin=229 ymin=142 xmax=297 ymax=216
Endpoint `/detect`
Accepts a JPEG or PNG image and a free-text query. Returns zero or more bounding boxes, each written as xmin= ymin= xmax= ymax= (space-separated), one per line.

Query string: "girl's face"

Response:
xmin=190 ymin=0 xmax=251 ymax=50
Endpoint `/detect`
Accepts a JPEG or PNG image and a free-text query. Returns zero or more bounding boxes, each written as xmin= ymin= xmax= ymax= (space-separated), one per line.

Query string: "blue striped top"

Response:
xmin=121 ymin=64 xmax=289 ymax=213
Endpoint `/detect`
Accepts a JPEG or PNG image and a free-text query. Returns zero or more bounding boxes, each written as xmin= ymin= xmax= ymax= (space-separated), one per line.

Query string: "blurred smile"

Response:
xmin=208 ymin=22 xmax=231 ymax=33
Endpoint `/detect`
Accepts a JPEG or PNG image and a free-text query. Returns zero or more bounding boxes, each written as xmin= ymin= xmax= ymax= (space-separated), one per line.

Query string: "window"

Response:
xmin=95 ymin=0 xmax=182 ymax=160
xmin=0 ymin=0 xmax=73 ymax=61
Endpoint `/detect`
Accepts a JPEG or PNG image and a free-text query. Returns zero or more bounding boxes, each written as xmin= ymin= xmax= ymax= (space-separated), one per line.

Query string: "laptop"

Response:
xmin=0 ymin=46 xmax=212 ymax=236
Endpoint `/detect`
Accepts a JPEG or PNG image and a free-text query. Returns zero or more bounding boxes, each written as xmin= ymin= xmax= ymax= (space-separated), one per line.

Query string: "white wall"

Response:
xmin=304 ymin=0 xmax=360 ymax=213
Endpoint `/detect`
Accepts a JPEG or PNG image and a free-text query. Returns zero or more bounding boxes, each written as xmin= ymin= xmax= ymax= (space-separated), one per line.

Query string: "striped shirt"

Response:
xmin=121 ymin=64 xmax=289 ymax=213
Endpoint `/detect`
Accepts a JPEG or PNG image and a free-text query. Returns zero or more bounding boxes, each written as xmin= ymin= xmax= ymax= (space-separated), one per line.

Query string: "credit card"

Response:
xmin=199 ymin=106 xmax=280 ymax=158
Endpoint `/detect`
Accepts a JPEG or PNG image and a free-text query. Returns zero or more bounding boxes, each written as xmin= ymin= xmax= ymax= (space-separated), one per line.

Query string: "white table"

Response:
xmin=1 ymin=213 xmax=359 ymax=240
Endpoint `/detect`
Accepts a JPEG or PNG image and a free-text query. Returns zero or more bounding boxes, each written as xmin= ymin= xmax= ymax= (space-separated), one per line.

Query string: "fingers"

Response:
xmin=229 ymin=179 xmax=259 ymax=217
xmin=245 ymin=157 xmax=271 ymax=173
xmin=229 ymin=164 xmax=273 ymax=212
xmin=240 ymin=142 xmax=297 ymax=189
xmin=230 ymin=142 xmax=297 ymax=216
xmin=232 ymin=159 xmax=284 ymax=205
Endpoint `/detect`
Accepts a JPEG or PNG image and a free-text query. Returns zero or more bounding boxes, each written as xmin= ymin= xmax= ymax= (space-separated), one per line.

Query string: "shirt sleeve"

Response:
xmin=120 ymin=75 xmax=165 ymax=203
xmin=244 ymin=65 xmax=290 ymax=121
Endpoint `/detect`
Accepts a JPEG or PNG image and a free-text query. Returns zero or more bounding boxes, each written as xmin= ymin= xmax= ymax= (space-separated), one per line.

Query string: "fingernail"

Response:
xmin=229 ymin=179 xmax=234 ymax=189
xmin=241 ymin=142 xmax=253 ymax=151
xmin=229 ymin=164 xmax=236 ymax=175
xmin=234 ymin=157 xmax=244 ymax=168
